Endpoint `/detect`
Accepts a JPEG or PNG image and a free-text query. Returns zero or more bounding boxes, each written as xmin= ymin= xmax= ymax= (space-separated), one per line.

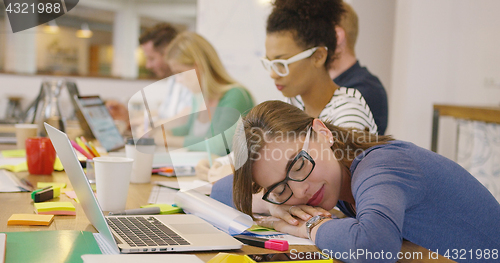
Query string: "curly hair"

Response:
xmin=267 ymin=0 xmax=345 ymax=67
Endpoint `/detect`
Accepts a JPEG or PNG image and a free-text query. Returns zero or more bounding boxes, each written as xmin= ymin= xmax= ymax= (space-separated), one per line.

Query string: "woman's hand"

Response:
xmin=267 ymin=204 xmax=331 ymax=226
xmin=195 ymin=159 xmax=211 ymax=181
xmin=255 ymin=216 xmax=308 ymax=239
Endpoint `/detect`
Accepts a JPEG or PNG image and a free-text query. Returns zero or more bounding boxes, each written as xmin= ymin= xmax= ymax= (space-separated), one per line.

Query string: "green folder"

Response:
xmin=2 ymin=230 xmax=102 ymax=263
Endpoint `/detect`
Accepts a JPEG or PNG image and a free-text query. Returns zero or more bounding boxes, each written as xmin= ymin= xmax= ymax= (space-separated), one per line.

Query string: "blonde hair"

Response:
xmin=340 ymin=2 xmax=358 ymax=54
xmin=164 ymin=32 xmax=239 ymax=100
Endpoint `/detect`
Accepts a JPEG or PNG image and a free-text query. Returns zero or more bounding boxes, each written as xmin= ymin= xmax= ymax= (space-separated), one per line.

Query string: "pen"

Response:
xmin=70 ymin=140 xmax=94 ymax=159
xmin=76 ymin=137 xmax=93 ymax=157
xmin=233 ymin=235 xmax=289 ymax=251
xmin=108 ymin=206 xmax=161 ymax=216
xmin=87 ymin=141 xmax=101 ymax=157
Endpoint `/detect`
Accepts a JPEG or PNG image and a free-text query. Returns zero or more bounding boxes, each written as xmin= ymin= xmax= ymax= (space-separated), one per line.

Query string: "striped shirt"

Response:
xmin=285 ymin=87 xmax=378 ymax=133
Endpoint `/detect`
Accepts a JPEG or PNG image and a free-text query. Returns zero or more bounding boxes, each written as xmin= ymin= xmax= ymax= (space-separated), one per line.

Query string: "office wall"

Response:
xmin=389 ymin=0 xmax=500 ymax=152
xmin=196 ymin=0 xmax=277 ymax=104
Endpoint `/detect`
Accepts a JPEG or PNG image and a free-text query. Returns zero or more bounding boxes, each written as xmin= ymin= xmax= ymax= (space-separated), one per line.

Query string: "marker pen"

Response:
xmin=233 ymin=235 xmax=289 ymax=251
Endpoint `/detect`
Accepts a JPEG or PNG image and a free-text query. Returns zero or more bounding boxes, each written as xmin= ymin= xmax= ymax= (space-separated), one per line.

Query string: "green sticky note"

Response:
xmin=141 ymin=204 xmax=183 ymax=214
xmin=247 ymin=224 xmax=275 ymax=232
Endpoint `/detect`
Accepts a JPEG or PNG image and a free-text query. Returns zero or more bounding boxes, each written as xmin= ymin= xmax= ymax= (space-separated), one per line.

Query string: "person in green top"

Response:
xmin=160 ymin=32 xmax=254 ymax=156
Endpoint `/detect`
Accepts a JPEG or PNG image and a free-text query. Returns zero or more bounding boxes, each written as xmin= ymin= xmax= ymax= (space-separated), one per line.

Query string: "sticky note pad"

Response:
xmin=37 ymin=182 xmax=66 ymax=189
xmin=34 ymin=202 xmax=76 ymax=216
xmin=1 ymin=149 xmax=26 ymax=158
xmin=7 ymin=214 xmax=54 ymax=226
xmin=140 ymin=204 xmax=183 ymax=214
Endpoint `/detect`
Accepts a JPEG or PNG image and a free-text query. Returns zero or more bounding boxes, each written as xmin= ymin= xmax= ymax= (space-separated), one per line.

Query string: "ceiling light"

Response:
xmin=43 ymin=20 xmax=60 ymax=34
xmin=76 ymin=23 xmax=93 ymax=38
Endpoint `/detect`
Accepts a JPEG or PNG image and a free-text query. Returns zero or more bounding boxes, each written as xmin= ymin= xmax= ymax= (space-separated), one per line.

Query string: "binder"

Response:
xmin=2 ymin=230 xmax=101 ymax=263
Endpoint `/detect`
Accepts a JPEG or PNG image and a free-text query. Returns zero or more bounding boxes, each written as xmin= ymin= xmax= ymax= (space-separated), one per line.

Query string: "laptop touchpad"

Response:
xmin=171 ymin=223 xmax=221 ymax=235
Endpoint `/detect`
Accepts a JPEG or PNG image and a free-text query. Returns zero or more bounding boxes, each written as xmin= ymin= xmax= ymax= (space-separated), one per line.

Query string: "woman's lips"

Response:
xmin=307 ymin=185 xmax=324 ymax=207
xmin=276 ymin=85 xmax=284 ymax=91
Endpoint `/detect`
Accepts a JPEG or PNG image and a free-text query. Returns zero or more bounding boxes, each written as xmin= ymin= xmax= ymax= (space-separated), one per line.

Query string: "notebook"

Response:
xmin=45 ymin=123 xmax=242 ymax=254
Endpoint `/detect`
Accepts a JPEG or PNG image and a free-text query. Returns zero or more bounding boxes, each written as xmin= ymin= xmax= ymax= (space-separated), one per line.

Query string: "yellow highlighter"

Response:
xmin=87 ymin=141 xmax=101 ymax=157
xmin=75 ymin=137 xmax=93 ymax=157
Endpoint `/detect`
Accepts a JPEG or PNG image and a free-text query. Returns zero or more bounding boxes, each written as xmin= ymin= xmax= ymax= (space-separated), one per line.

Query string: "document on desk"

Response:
xmin=0 ymin=170 xmax=32 ymax=192
xmin=81 ymin=254 xmax=203 ymax=263
xmin=175 ymin=190 xmax=254 ymax=235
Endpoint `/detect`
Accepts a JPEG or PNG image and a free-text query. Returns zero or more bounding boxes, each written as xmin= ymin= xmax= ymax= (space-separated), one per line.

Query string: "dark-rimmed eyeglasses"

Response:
xmin=262 ymin=127 xmax=316 ymax=204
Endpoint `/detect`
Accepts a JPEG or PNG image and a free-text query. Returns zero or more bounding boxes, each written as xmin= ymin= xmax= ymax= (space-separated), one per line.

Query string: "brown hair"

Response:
xmin=139 ymin=23 xmax=179 ymax=52
xmin=232 ymin=100 xmax=393 ymax=216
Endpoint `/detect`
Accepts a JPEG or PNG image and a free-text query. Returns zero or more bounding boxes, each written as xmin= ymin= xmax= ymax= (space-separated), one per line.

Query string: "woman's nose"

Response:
xmin=269 ymin=68 xmax=280 ymax=80
xmin=288 ymin=180 xmax=309 ymax=199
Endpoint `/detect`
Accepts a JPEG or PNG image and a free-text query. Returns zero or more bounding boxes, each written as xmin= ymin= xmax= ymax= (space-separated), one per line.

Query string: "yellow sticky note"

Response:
xmin=140 ymin=204 xmax=183 ymax=214
xmin=0 ymin=162 xmax=27 ymax=173
xmin=34 ymin=202 xmax=76 ymax=215
xmin=53 ymin=158 xmax=64 ymax=171
xmin=34 ymin=202 xmax=75 ymax=212
xmin=207 ymin=253 xmax=255 ymax=263
xmin=7 ymin=214 xmax=54 ymax=226
xmin=1 ymin=149 xmax=26 ymax=158
xmin=37 ymin=182 xmax=66 ymax=189
xmin=0 ymin=157 xmax=62 ymax=172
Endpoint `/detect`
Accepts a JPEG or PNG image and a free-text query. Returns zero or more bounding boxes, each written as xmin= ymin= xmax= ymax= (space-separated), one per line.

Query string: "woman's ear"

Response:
xmin=313 ymin=47 xmax=328 ymax=68
xmin=312 ymin=119 xmax=333 ymax=145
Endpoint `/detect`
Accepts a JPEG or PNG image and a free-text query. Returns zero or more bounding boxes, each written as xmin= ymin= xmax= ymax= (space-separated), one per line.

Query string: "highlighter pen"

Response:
xmin=108 ymin=207 xmax=161 ymax=216
xmin=31 ymin=186 xmax=61 ymax=203
xmin=233 ymin=235 xmax=289 ymax=251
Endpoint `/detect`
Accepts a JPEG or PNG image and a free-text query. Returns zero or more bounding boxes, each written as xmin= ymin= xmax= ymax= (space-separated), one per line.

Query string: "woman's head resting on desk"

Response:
xmin=262 ymin=0 xmax=343 ymax=97
xmin=232 ymin=101 xmax=393 ymax=216
xmin=164 ymin=31 xmax=239 ymax=101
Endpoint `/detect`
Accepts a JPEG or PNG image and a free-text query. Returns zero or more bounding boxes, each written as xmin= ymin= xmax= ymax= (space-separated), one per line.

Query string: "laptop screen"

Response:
xmin=74 ymin=96 xmax=125 ymax=152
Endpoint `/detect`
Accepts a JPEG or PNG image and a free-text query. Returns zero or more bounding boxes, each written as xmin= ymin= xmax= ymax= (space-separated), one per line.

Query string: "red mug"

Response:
xmin=26 ymin=137 xmax=56 ymax=175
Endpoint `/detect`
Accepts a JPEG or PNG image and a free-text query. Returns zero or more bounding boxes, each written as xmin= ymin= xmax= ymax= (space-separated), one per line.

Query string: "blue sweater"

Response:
xmin=211 ymin=141 xmax=500 ymax=262
xmin=317 ymin=141 xmax=500 ymax=262
xmin=334 ymin=61 xmax=388 ymax=135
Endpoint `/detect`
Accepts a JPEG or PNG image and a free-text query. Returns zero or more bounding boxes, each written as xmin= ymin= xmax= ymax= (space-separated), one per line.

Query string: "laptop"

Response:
xmin=45 ymin=123 xmax=242 ymax=254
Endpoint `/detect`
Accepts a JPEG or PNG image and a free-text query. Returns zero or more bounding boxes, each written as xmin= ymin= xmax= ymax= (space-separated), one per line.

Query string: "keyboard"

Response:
xmin=107 ymin=217 xmax=190 ymax=247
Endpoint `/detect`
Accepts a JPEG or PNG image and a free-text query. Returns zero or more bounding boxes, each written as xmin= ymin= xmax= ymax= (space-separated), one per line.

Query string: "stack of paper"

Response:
xmin=34 ymin=202 xmax=76 ymax=216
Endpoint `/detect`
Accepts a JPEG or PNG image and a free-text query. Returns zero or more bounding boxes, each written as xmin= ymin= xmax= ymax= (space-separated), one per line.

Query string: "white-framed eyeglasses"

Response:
xmin=260 ymin=47 xmax=326 ymax=77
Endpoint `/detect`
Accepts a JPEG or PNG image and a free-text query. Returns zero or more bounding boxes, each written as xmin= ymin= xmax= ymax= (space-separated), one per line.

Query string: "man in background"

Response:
xmin=329 ymin=2 xmax=388 ymax=135
xmin=107 ymin=23 xmax=192 ymax=126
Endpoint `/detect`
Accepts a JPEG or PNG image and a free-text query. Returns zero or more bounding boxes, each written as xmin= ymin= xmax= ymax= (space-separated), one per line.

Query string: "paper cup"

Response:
xmin=93 ymin=157 xmax=133 ymax=211
xmin=15 ymin=123 xmax=38 ymax=150
xmin=125 ymin=138 xmax=155 ymax=184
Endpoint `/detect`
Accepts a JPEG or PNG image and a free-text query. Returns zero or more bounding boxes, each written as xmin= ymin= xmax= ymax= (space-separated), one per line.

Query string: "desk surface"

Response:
xmin=0 ymin=153 xmax=454 ymax=262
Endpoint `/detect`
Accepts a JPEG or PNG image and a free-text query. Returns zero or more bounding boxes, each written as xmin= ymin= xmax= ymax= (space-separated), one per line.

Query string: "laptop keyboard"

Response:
xmin=107 ymin=216 xmax=190 ymax=247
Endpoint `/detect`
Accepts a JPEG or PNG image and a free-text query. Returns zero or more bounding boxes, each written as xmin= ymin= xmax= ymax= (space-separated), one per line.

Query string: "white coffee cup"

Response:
xmin=125 ymin=138 xmax=156 ymax=183
xmin=15 ymin=123 xmax=38 ymax=149
xmin=93 ymin=156 xmax=133 ymax=211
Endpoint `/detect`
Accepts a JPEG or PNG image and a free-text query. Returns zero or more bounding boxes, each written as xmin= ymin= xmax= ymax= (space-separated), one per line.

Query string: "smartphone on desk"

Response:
xmin=246 ymin=253 xmax=332 ymax=262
